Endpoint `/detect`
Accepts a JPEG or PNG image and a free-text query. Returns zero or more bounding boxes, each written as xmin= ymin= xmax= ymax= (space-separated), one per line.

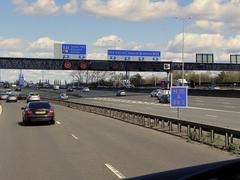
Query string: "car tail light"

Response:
xmin=48 ymin=109 xmax=54 ymax=116
xmin=26 ymin=109 xmax=33 ymax=116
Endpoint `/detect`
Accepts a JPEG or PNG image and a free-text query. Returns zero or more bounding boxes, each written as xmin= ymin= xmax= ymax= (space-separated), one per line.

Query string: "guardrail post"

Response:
xmin=225 ymin=133 xmax=229 ymax=149
xmin=187 ymin=125 xmax=191 ymax=137
xmin=169 ymin=121 xmax=172 ymax=131
xmin=140 ymin=115 xmax=143 ymax=125
xmin=199 ymin=127 xmax=202 ymax=141
xmin=178 ymin=123 xmax=181 ymax=133
xmin=161 ymin=120 xmax=164 ymax=129
xmin=211 ymin=130 xmax=215 ymax=144
xmin=154 ymin=118 xmax=158 ymax=127
xmin=230 ymin=134 xmax=234 ymax=144
xmin=147 ymin=118 xmax=150 ymax=127
xmin=142 ymin=116 xmax=145 ymax=126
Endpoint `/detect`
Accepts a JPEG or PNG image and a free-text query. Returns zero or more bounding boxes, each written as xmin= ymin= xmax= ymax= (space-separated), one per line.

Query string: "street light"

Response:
xmin=176 ymin=17 xmax=191 ymax=86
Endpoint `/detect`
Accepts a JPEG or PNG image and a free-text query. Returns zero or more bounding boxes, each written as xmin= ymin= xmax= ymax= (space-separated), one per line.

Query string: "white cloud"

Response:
xmin=167 ymin=33 xmax=225 ymax=53
xmin=225 ymin=35 xmax=240 ymax=53
xmin=166 ymin=32 xmax=240 ymax=62
xmin=28 ymin=37 xmax=61 ymax=52
xmin=94 ymin=35 xmax=144 ymax=50
xmin=194 ymin=20 xmax=224 ymax=33
xmin=63 ymin=0 xmax=78 ymax=14
xmin=87 ymin=52 xmax=106 ymax=60
xmin=184 ymin=0 xmax=240 ymax=22
xmin=82 ymin=0 xmax=178 ymax=21
xmin=11 ymin=0 xmax=60 ymax=16
xmin=7 ymin=51 xmax=25 ymax=57
xmin=94 ymin=35 xmax=122 ymax=47
xmin=82 ymin=0 xmax=240 ymax=23
xmin=81 ymin=0 xmax=240 ymax=34
xmin=0 ymin=38 xmax=23 ymax=51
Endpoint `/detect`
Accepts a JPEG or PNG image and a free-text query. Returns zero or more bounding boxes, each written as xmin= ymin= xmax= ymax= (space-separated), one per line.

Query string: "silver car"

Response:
xmin=150 ymin=89 xmax=161 ymax=97
xmin=116 ymin=90 xmax=126 ymax=96
xmin=6 ymin=94 xmax=17 ymax=102
xmin=157 ymin=89 xmax=170 ymax=100
xmin=0 ymin=93 xmax=9 ymax=100
xmin=59 ymin=93 xmax=69 ymax=100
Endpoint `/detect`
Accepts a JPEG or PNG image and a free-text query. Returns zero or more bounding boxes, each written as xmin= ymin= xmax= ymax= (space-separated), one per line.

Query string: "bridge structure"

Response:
xmin=0 ymin=57 xmax=240 ymax=72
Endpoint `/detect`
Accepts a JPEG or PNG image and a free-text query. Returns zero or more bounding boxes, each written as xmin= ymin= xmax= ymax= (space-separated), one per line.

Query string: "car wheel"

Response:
xmin=50 ymin=120 xmax=55 ymax=125
xmin=23 ymin=119 xmax=28 ymax=126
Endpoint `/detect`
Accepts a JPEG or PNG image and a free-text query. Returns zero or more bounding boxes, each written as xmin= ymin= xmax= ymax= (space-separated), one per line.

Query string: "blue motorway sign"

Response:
xmin=108 ymin=50 xmax=160 ymax=57
xmin=62 ymin=44 xmax=86 ymax=55
xmin=18 ymin=73 xmax=25 ymax=87
xmin=108 ymin=50 xmax=161 ymax=61
xmin=170 ymin=86 xmax=188 ymax=108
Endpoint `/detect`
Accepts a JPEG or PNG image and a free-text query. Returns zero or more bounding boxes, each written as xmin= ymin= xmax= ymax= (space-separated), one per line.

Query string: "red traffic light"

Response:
xmin=80 ymin=61 xmax=88 ymax=70
xmin=63 ymin=61 xmax=72 ymax=70
xmin=112 ymin=62 xmax=119 ymax=70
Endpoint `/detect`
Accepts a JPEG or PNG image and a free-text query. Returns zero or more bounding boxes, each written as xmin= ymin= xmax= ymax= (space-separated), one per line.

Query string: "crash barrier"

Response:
xmin=33 ymin=87 xmax=240 ymax=98
xmin=46 ymin=98 xmax=240 ymax=152
xmin=93 ymin=87 xmax=240 ymax=98
xmin=188 ymin=89 xmax=240 ymax=98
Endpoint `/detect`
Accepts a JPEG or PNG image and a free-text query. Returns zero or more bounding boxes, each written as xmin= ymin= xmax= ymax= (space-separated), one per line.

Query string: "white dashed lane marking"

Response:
xmin=206 ymin=114 xmax=218 ymax=118
xmin=71 ymin=134 xmax=79 ymax=140
xmin=224 ymin=106 xmax=235 ymax=109
xmin=84 ymin=97 xmax=240 ymax=114
xmin=105 ymin=163 xmax=126 ymax=179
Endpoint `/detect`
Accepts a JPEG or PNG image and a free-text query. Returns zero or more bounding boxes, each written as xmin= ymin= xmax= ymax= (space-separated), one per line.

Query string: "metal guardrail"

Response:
xmin=47 ymin=98 xmax=240 ymax=151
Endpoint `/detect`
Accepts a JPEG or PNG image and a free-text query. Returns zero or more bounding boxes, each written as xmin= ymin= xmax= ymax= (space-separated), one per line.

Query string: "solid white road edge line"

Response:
xmin=105 ymin=163 xmax=126 ymax=179
xmin=71 ymin=134 xmax=79 ymax=140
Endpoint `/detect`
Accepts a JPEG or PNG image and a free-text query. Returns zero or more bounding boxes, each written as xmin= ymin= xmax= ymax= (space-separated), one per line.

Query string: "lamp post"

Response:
xmin=176 ymin=17 xmax=191 ymax=86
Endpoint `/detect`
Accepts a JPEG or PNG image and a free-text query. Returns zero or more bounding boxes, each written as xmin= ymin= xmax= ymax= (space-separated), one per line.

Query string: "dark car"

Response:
xmin=159 ymin=94 xmax=170 ymax=103
xmin=15 ymin=86 xmax=21 ymax=91
xmin=67 ymin=87 xmax=73 ymax=92
xmin=21 ymin=101 xmax=55 ymax=125
xmin=18 ymin=93 xmax=27 ymax=100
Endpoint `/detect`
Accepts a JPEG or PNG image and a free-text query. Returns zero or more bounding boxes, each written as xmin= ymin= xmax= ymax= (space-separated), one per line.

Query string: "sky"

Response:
xmin=0 ymin=0 xmax=240 ymax=82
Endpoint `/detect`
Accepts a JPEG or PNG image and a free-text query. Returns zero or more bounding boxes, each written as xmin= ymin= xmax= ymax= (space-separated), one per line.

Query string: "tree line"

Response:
xmin=70 ymin=71 xmax=240 ymax=87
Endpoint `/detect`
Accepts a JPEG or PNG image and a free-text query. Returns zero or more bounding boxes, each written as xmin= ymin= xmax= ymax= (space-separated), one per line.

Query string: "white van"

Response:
xmin=53 ymin=85 xmax=60 ymax=90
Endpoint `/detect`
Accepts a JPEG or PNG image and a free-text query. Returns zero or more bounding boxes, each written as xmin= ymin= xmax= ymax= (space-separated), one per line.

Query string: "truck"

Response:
xmin=177 ymin=79 xmax=189 ymax=86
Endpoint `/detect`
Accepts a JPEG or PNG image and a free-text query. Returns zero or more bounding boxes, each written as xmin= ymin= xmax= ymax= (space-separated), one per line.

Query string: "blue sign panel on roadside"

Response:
xmin=62 ymin=44 xmax=86 ymax=55
xmin=170 ymin=86 xmax=188 ymax=108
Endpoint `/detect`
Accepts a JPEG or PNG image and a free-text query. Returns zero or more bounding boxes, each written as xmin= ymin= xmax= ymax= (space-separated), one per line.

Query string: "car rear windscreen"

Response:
xmin=29 ymin=102 xmax=51 ymax=109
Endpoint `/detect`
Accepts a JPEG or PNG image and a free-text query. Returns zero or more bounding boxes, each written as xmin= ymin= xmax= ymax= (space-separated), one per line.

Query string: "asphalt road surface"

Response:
xmin=0 ymin=101 xmax=236 ymax=180
xmin=21 ymin=89 xmax=240 ymax=130
xmin=23 ymin=89 xmax=240 ymax=112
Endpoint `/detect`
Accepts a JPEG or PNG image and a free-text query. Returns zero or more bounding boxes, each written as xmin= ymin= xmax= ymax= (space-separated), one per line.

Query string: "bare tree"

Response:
xmin=71 ymin=70 xmax=116 ymax=86
xmin=71 ymin=71 xmax=85 ymax=86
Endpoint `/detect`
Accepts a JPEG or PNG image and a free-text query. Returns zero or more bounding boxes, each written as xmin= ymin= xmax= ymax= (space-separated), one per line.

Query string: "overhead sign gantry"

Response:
xmin=0 ymin=57 xmax=240 ymax=72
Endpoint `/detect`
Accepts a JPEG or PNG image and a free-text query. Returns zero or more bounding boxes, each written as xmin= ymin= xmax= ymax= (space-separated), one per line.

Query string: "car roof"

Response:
xmin=28 ymin=101 xmax=49 ymax=105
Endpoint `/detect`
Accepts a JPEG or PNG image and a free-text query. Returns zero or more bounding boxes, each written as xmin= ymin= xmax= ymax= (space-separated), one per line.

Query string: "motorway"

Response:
xmin=0 ymin=100 xmax=237 ymax=180
xmin=31 ymin=89 xmax=240 ymax=131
